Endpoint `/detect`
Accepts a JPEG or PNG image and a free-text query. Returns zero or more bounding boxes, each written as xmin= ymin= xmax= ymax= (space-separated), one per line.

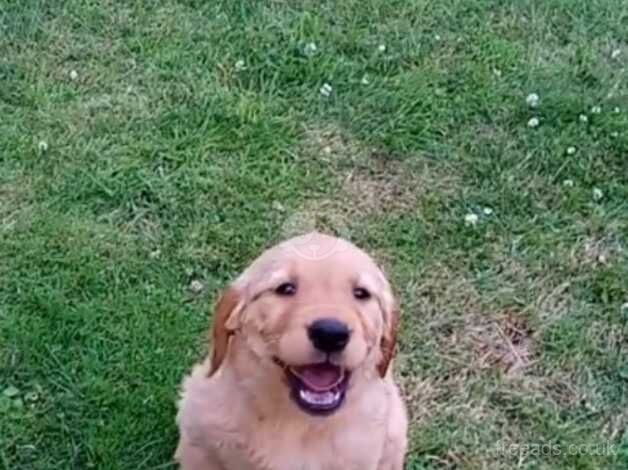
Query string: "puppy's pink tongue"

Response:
xmin=293 ymin=364 xmax=343 ymax=391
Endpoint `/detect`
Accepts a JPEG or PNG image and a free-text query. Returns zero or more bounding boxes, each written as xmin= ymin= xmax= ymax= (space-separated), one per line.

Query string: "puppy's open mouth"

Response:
xmin=282 ymin=362 xmax=350 ymax=415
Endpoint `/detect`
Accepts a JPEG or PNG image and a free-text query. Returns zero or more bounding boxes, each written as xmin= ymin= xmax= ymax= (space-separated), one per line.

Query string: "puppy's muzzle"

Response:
xmin=307 ymin=318 xmax=350 ymax=353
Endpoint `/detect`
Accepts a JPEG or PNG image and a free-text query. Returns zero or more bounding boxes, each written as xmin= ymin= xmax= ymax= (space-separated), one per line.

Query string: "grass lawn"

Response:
xmin=1 ymin=0 xmax=628 ymax=468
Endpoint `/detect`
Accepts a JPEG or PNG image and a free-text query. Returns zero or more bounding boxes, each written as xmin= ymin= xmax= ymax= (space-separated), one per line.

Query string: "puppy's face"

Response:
xmin=210 ymin=233 xmax=398 ymax=416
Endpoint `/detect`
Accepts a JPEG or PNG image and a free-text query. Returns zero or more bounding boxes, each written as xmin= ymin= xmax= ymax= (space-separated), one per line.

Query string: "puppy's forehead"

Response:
xmin=235 ymin=232 xmax=381 ymax=286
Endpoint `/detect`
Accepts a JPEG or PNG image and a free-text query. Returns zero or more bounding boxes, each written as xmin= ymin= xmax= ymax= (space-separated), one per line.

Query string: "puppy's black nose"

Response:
xmin=308 ymin=318 xmax=350 ymax=353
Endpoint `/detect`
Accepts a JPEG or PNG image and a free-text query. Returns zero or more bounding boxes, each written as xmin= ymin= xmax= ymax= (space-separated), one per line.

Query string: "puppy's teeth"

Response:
xmin=299 ymin=389 xmax=339 ymax=406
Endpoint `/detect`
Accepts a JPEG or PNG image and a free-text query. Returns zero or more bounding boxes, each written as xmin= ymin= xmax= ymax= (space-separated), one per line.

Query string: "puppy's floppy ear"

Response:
xmin=208 ymin=286 xmax=244 ymax=376
xmin=377 ymin=299 xmax=400 ymax=378
xmin=374 ymin=264 xmax=400 ymax=378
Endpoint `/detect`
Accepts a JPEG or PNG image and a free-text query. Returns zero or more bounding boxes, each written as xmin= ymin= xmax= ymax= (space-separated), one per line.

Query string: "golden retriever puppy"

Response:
xmin=175 ymin=232 xmax=407 ymax=470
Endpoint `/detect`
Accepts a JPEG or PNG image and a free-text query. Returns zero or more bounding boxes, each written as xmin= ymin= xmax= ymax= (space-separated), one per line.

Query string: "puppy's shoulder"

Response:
xmin=176 ymin=359 xmax=242 ymax=444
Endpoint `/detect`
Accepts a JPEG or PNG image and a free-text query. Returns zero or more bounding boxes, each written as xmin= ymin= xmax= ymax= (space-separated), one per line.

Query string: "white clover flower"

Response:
xmin=434 ymin=34 xmax=441 ymax=41
xmin=304 ymin=42 xmax=317 ymax=56
xmin=527 ymin=117 xmax=540 ymax=128
xmin=235 ymin=59 xmax=245 ymax=71
xmin=464 ymin=213 xmax=479 ymax=226
xmin=566 ymin=146 xmax=576 ymax=155
xmin=189 ymin=279 xmax=204 ymax=294
xmin=69 ymin=70 xmax=78 ymax=80
xmin=591 ymin=105 xmax=602 ymax=114
xmin=614 ymin=107 xmax=620 ymax=114
xmin=526 ymin=93 xmax=540 ymax=108
xmin=611 ymin=131 xmax=619 ymax=138
xmin=271 ymin=201 xmax=285 ymax=212
xmin=483 ymin=207 xmax=493 ymax=216
xmin=611 ymin=49 xmax=621 ymax=59
xmin=593 ymin=188 xmax=603 ymax=201
xmin=320 ymin=83 xmax=333 ymax=97
xmin=38 ymin=141 xmax=48 ymax=152
xmin=579 ymin=114 xmax=588 ymax=123
xmin=563 ymin=179 xmax=574 ymax=187
xmin=361 ymin=75 xmax=370 ymax=85
xmin=378 ymin=44 xmax=386 ymax=52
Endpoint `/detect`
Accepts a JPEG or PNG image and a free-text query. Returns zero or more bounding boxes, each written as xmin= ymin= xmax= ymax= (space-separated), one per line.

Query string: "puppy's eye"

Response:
xmin=275 ymin=282 xmax=297 ymax=296
xmin=353 ymin=287 xmax=371 ymax=300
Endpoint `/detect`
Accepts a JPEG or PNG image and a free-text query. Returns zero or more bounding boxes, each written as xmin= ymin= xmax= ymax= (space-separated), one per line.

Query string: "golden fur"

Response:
xmin=175 ymin=232 xmax=408 ymax=470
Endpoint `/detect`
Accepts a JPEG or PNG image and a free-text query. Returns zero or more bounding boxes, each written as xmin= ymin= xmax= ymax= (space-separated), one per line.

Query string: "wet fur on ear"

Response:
xmin=208 ymin=287 xmax=243 ymax=376
xmin=377 ymin=302 xmax=400 ymax=378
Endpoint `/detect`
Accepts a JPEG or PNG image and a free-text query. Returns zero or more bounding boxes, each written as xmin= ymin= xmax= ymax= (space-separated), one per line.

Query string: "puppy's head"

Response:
xmin=208 ymin=232 xmax=399 ymax=416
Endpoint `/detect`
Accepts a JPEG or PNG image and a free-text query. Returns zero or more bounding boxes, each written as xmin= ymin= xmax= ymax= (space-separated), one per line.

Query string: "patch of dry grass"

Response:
xmin=571 ymin=234 xmax=624 ymax=269
xmin=0 ymin=177 xmax=33 ymax=233
xmin=391 ymin=254 xmax=622 ymax=467
xmin=302 ymin=124 xmax=461 ymax=215
xmin=469 ymin=312 xmax=535 ymax=376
